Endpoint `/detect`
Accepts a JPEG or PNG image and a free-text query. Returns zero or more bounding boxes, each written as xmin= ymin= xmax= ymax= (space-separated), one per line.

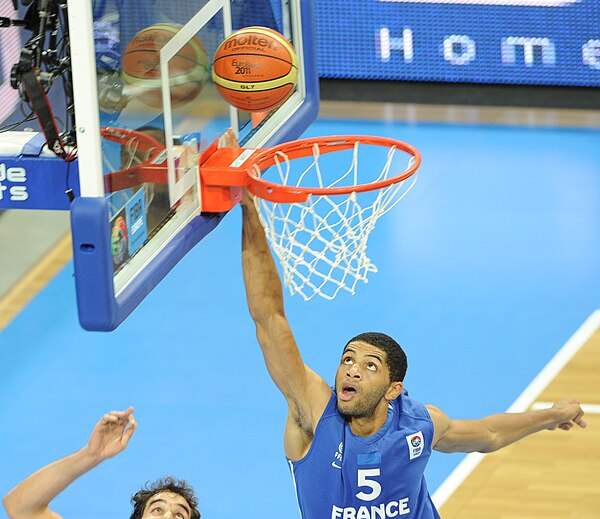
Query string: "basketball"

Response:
xmin=122 ymin=24 xmax=209 ymax=109
xmin=212 ymin=26 xmax=298 ymax=112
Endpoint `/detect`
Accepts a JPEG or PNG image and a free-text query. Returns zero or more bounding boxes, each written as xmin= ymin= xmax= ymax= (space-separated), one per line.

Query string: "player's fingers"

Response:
xmin=219 ymin=128 xmax=235 ymax=148
xmin=573 ymin=413 xmax=587 ymax=428
xmin=105 ymin=408 xmax=134 ymax=423
xmin=102 ymin=413 xmax=119 ymax=424
xmin=227 ymin=128 xmax=239 ymax=147
xmin=111 ymin=407 xmax=134 ymax=417
xmin=121 ymin=421 xmax=138 ymax=446
xmin=100 ymin=407 xmax=134 ymax=426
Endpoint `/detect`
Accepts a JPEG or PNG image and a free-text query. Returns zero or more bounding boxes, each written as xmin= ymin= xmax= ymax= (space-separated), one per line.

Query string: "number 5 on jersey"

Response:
xmin=356 ymin=468 xmax=382 ymax=501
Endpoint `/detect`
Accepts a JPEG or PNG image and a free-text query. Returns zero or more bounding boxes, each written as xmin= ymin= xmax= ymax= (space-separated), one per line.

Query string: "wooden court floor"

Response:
xmin=1 ymin=101 xmax=598 ymax=518
xmin=0 ymin=234 xmax=72 ymax=330
xmin=438 ymin=315 xmax=600 ymax=519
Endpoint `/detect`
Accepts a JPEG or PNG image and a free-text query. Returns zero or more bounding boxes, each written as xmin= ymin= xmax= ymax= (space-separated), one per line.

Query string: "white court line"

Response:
xmin=532 ymin=402 xmax=600 ymax=414
xmin=432 ymin=309 xmax=600 ymax=509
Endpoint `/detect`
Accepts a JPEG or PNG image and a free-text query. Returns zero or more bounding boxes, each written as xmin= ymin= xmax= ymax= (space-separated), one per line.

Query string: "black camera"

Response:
xmin=1 ymin=0 xmax=75 ymax=158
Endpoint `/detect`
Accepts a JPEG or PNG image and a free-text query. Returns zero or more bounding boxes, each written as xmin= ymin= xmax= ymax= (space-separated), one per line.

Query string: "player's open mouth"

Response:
xmin=339 ymin=385 xmax=358 ymax=402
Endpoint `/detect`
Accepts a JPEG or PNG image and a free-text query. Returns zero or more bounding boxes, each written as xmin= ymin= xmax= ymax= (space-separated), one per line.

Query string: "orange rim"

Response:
xmin=245 ymin=135 xmax=421 ymax=203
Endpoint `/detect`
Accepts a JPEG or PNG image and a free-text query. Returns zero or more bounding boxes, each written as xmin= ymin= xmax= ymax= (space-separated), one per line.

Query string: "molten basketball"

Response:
xmin=212 ymin=26 xmax=298 ymax=112
xmin=122 ymin=24 xmax=209 ymax=109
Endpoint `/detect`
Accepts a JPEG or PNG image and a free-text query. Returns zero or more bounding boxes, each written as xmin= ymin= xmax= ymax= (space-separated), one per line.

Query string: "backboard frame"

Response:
xmin=67 ymin=0 xmax=319 ymax=331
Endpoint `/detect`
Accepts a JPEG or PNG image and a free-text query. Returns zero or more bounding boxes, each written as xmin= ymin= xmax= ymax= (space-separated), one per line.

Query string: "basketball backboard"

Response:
xmin=67 ymin=0 xmax=319 ymax=330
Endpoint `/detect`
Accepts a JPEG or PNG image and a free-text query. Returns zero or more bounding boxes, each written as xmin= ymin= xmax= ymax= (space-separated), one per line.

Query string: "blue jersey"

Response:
xmin=289 ymin=390 xmax=441 ymax=519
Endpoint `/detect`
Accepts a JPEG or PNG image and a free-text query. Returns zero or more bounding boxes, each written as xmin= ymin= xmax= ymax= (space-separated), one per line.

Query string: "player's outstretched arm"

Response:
xmin=3 ymin=408 xmax=137 ymax=519
xmin=241 ymin=191 xmax=330 ymax=459
xmin=426 ymin=399 xmax=586 ymax=454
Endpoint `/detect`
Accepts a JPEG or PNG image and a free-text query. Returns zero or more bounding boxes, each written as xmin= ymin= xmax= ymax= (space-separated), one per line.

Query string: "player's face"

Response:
xmin=142 ymin=491 xmax=192 ymax=519
xmin=335 ymin=341 xmax=394 ymax=418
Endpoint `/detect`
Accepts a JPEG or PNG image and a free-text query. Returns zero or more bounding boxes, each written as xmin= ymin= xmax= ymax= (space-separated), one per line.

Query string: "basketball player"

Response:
xmin=240 ymin=191 xmax=587 ymax=519
xmin=2 ymin=407 xmax=200 ymax=519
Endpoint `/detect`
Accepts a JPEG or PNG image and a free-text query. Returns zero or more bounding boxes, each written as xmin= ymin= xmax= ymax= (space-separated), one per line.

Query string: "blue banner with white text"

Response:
xmin=315 ymin=0 xmax=600 ymax=86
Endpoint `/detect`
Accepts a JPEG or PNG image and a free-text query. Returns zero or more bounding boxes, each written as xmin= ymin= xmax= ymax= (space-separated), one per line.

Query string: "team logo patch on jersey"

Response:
xmin=406 ymin=431 xmax=424 ymax=460
xmin=331 ymin=441 xmax=343 ymax=469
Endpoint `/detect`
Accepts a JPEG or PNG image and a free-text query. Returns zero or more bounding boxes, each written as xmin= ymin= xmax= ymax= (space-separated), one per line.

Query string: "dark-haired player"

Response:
xmin=240 ymin=191 xmax=587 ymax=519
xmin=2 ymin=408 xmax=201 ymax=519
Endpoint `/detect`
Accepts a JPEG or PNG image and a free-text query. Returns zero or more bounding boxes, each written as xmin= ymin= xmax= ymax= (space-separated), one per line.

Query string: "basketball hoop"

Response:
xmin=201 ymin=135 xmax=421 ymax=301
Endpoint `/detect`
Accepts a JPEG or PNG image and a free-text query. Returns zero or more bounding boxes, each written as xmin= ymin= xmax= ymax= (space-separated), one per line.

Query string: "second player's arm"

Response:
xmin=3 ymin=408 xmax=136 ymax=519
xmin=3 ymin=451 xmax=104 ymax=519
xmin=241 ymin=193 xmax=330 ymax=457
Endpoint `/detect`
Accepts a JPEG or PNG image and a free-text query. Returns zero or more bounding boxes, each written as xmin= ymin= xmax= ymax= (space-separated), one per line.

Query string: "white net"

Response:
xmin=253 ymin=139 xmax=418 ymax=300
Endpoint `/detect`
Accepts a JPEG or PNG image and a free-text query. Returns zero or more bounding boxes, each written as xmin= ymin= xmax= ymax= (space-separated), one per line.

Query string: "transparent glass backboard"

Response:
xmin=67 ymin=0 xmax=318 ymax=330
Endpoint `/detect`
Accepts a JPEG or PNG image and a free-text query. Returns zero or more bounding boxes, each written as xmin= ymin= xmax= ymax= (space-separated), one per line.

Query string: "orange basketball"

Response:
xmin=212 ymin=26 xmax=298 ymax=113
xmin=122 ymin=24 xmax=209 ymax=109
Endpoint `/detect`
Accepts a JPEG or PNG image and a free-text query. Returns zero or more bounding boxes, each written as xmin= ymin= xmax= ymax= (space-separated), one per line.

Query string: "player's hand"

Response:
xmin=84 ymin=407 xmax=137 ymax=461
xmin=547 ymin=399 xmax=586 ymax=431
xmin=218 ymin=128 xmax=239 ymax=148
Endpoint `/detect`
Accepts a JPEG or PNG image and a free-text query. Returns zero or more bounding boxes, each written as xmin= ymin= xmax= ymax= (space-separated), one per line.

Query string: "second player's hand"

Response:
xmin=85 ymin=407 xmax=137 ymax=461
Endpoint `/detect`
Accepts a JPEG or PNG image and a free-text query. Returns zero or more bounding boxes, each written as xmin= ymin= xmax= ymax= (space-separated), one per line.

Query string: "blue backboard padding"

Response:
xmin=71 ymin=196 xmax=226 ymax=331
xmin=70 ymin=197 xmax=116 ymax=329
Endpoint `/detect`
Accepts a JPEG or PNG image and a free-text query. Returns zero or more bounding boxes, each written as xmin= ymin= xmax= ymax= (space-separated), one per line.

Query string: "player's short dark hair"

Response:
xmin=345 ymin=332 xmax=408 ymax=383
xmin=130 ymin=476 xmax=201 ymax=519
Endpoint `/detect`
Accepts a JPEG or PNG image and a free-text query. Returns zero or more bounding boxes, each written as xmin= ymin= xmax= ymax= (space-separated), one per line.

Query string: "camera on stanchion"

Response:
xmin=1 ymin=0 xmax=75 ymax=155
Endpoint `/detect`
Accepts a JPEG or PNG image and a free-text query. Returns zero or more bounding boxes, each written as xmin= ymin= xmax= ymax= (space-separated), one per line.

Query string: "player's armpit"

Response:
xmin=425 ymin=405 xmax=453 ymax=451
xmin=282 ymin=366 xmax=331 ymax=461
xmin=284 ymin=380 xmax=328 ymax=459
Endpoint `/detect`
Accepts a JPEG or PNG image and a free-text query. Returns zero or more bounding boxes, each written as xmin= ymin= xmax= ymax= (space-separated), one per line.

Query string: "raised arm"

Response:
xmin=426 ymin=398 xmax=586 ymax=454
xmin=241 ymin=192 xmax=330 ymax=459
xmin=3 ymin=408 xmax=137 ymax=519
